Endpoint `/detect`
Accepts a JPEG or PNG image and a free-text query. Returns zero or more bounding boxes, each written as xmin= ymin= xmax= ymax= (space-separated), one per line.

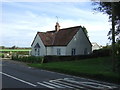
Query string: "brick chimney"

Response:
xmin=55 ymin=22 xmax=60 ymax=32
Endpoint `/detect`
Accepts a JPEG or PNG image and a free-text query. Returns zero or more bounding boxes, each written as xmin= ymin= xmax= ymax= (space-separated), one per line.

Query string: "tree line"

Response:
xmin=0 ymin=46 xmax=31 ymax=49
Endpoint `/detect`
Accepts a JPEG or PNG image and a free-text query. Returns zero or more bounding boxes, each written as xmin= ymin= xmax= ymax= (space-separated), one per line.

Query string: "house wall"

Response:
xmin=46 ymin=46 xmax=66 ymax=56
xmin=66 ymin=28 xmax=92 ymax=55
xmin=31 ymin=34 xmax=46 ymax=56
xmin=92 ymin=43 xmax=101 ymax=51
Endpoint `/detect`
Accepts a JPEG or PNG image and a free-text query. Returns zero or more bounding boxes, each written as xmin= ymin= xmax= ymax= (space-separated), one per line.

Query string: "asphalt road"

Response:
xmin=0 ymin=59 xmax=120 ymax=90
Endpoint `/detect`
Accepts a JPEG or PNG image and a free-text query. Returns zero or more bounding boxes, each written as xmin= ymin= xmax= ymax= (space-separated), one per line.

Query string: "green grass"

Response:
xmin=28 ymin=57 xmax=120 ymax=84
xmin=0 ymin=49 xmax=31 ymax=52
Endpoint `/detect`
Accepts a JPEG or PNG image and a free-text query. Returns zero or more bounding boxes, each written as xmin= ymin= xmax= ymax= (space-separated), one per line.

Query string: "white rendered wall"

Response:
xmin=66 ymin=28 xmax=92 ymax=55
xmin=31 ymin=34 xmax=46 ymax=56
xmin=46 ymin=46 xmax=66 ymax=56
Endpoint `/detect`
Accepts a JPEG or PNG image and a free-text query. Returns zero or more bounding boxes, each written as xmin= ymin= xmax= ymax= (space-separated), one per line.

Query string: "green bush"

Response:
xmin=0 ymin=53 xmax=4 ymax=58
xmin=2 ymin=54 xmax=4 ymax=58
xmin=12 ymin=55 xmax=44 ymax=63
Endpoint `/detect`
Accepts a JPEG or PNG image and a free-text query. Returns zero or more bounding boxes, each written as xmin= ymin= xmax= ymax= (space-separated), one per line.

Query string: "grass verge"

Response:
xmin=28 ymin=56 xmax=120 ymax=84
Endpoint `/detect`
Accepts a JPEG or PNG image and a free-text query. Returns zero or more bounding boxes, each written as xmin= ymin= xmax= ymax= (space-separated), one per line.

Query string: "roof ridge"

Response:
xmin=38 ymin=25 xmax=81 ymax=33
xmin=59 ymin=25 xmax=81 ymax=30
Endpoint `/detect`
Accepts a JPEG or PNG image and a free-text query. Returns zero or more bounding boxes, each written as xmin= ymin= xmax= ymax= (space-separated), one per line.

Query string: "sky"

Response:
xmin=1 ymin=1 xmax=111 ymax=47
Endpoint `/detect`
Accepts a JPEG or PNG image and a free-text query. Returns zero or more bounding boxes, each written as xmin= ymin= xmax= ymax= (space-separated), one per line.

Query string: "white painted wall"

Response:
xmin=92 ymin=42 xmax=101 ymax=51
xmin=46 ymin=46 xmax=66 ymax=56
xmin=31 ymin=34 xmax=46 ymax=56
xmin=31 ymin=27 xmax=92 ymax=56
xmin=66 ymin=28 xmax=92 ymax=55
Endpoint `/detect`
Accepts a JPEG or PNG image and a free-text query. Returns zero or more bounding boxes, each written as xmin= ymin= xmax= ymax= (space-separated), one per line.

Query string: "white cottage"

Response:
xmin=31 ymin=22 xmax=92 ymax=56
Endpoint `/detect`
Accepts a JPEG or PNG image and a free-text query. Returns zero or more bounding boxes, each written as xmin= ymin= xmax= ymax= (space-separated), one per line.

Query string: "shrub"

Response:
xmin=2 ymin=54 xmax=4 ymax=58
xmin=12 ymin=55 xmax=44 ymax=63
xmin=43 ymin=55 xmax=97 ymax=63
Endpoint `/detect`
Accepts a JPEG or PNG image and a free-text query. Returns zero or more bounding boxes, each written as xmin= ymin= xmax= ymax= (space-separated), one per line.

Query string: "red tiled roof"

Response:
xmin=38 ymin=26 xmax=81 ymax=46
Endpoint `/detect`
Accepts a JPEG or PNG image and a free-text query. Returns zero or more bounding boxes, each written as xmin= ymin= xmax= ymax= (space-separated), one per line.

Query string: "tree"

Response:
xmin=81 ymin=26 xmax=89 ymax=37
xmin=116 ymin=40 xmax=120 ymax=55
xmin=0 ymin=46 xmax=5 ymax=49
xmin=11 ymin=45 xmax=16 ymax=49
xmin=92 ymin=1 xmax=120 ymax=71
xmin=93 ymin=2 xmax=120 ymax=41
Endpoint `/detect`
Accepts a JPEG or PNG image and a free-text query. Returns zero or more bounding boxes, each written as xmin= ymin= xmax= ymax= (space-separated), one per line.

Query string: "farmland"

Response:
xmin=0 ymin=48 xmax=31 ymax=58
xmin=0 ymin=49 xmax=31 ymax=52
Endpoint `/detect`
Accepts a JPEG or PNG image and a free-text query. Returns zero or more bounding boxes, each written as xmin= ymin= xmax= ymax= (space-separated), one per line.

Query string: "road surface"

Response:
xmin=0 ymin=59 xmax=120 ymax=89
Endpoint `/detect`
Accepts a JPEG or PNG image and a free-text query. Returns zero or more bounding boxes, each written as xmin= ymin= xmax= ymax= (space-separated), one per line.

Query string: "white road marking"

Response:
xmin=64 ymin=78 xmax=117 ymax=89
xmin=50 ymin=78 xmax=63 ymax=81
xmin=37 ymin=82 xmax=55 ymax=88
xmin=0 ymin=72 xmax=37 ymax=87
xmin=54 ymin=80 xmax=85 ymax=89
xmin=37 ymin=78 xmax=119 ymax=89
xmin=81 ymin=82 xmax=117 ymax=89
xmin=49 ymin=80 xmax=73 ymax=88
xmin=64 ymin=79 xmax=104 ymax=89
xmin=41 ymin=69 xmax=118 ymax=88
xmin=43 ymin=81 xmax=64 ymax=88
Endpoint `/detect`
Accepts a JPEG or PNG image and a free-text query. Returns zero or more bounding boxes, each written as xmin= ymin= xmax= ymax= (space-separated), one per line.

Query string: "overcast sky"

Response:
xmin=1 ymin=1 xmax=111 ymax=47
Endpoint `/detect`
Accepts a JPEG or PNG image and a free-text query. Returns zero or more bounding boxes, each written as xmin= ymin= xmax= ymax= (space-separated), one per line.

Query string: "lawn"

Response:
xmin=28 ymin=56 xmax=120 ymax=84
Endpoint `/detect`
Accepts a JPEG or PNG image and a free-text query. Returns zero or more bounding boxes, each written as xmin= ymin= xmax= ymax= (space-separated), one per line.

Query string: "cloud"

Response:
xmin=1 ymin=2 xmax=111 ymax=47
xmin=2 ymin=0 xmax=91 ymax=2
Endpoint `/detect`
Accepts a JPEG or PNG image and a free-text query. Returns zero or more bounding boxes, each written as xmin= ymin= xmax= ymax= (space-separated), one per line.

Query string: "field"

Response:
xmin=0 ymin=49 xmax=31 ymax=52
xmin=28 ymin=56 xmax=120 ymax=84
xmin=0 ymin=49 xmax=31 ymax=57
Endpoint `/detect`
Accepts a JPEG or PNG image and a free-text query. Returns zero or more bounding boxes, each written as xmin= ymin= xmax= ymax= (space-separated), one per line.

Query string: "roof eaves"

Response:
xmin=31 ymin=32 xmax=39 ymax=46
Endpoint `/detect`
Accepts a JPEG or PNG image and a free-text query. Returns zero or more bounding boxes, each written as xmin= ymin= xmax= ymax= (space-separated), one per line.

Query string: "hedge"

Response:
xmin=12 ymin=55 xmax=43 ymax=63
xmin=43 ymin=49 xmax=111 ymax=63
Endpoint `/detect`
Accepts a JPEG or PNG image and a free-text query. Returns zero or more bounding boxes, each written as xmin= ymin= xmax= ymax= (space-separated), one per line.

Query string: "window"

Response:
xmin=57 ymin=48 xmax=61 ymax=55
xmin=84 ymin=48 xmax=87 ymax=55
xmin=34 ymin=43 xmax=40 ymax=56
xmin=35 ymin=48 xmax=37 ymax=56
xmin=71 ymin=48 xmax=76 ymax=55
xmin=38 ymin=48 xmax=40 ymax=56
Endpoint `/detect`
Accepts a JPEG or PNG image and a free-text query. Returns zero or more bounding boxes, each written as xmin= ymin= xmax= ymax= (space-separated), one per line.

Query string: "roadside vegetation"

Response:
xmin=0 ymin=49 xmax=31 ymax=52
xmin=12 ymin=56 xmax=44 ymax=63
xmin=0 ymin=53 xmax=4 ymax=58
xmin=28 ymin=56 xmax=120 ymax=84
xmin=0 ymin=46 xmax=31 ymax=58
